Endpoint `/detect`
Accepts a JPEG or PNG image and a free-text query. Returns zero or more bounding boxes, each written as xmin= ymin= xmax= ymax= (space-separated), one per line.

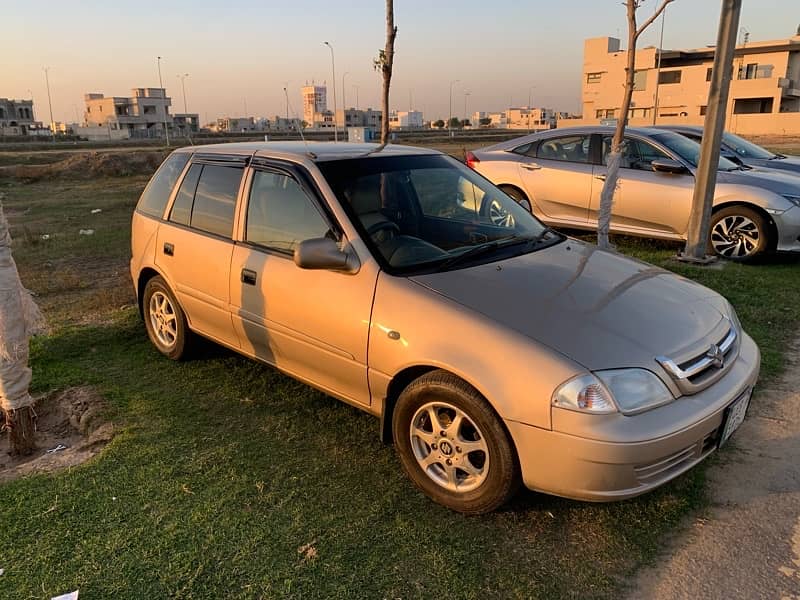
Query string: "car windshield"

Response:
xmin=721 ymin=132 xmax=777 ymax=160
xmin=318 ymin=154 xmax=555 ymax=274
xmin=651 ymin=132 xmax=739 ymax=171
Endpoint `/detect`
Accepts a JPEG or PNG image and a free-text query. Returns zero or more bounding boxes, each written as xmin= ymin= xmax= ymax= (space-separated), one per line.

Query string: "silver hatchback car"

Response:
xmin=469 ymin=127 xmax=800 ymax=261
xmin=131 ymin=142 xmax=759 ymax=514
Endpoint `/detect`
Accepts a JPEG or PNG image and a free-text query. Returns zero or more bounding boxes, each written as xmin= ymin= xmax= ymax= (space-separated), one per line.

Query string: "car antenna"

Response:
xmin=284 ymin=86 xmax=316 ymax=159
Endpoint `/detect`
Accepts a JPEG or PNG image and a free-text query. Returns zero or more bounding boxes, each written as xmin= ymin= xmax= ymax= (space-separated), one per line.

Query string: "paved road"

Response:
xmin=629 ymin=339 xmax=800 ymax=599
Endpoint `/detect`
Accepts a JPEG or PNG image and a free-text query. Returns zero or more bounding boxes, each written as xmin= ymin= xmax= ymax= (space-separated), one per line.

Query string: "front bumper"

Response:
xmin=507 ymin=332 xmax=760 ymax=502
xmin=774 ymin=206 xmax=800 ymax=252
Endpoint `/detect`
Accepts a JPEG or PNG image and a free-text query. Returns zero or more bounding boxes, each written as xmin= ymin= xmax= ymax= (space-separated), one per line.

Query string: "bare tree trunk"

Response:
xmin=0 ymin=197 xmax=44 ymax=456
xmin=597 ymin=0 xmax=673 ymax=249
xmin=379 ymin=0 xmax=397 ymax=147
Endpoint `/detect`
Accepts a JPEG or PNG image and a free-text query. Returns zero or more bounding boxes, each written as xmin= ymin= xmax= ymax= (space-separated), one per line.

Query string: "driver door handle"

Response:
xmin=521 ymin=163 xmax=541 ymax=171
xmin=241 ymin=268 xmax=257 ymax=286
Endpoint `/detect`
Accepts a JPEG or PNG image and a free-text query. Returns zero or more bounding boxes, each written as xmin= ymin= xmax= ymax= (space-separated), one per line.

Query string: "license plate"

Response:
xmin=719 ymin=388 xmax=751 ymax=447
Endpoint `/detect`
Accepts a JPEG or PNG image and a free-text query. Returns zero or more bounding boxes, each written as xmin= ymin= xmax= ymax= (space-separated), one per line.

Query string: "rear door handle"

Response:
xmin=241 ymin=268 xmax=257 ymax=286
xmin=163 ymin=242 xmax=174 ymax=256
xmin=521 ymin=163 xmax=541 ymax=171
xmin=595 ymin=175 xmax=607 ymax=181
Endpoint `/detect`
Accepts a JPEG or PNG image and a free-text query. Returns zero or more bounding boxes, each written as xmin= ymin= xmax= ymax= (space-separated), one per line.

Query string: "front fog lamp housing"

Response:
xmin=595 ymin=368 xmax=673 ymax=414
xmin=552 ymin=374 xmax=617 ymax=414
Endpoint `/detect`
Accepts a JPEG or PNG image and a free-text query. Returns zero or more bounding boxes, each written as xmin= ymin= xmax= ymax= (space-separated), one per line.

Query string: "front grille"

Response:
xmin=656 ymin=320 xmax=738 ymax=395
xmin=634 ymin=428 xmax=718 ymax=485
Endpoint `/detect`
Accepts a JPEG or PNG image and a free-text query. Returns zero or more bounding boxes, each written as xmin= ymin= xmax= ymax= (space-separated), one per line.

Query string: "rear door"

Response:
xmin=155 ymin=156 xmax=246 ymax=347
xmin=589 ymin=136 xmax=694 ymax=237
xmin=229 ymin=164 xmax=377 ymax=407
xmin=516 ymin=133 xmax=594 ymax=226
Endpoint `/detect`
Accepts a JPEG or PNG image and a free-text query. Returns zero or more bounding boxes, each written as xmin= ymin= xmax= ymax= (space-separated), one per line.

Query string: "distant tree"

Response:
xmin=373 ymin=0 xmax=397 ymax=147
xmin=479 ymin=117 xmax=492 ymax=126
xmin=300 ymin=120 xmax=309 ymax=130
xmin=449 ymin=117 xmax=461 ymax=129
xmin=461 ymin=119 xmax=472 ymax=128
xmin=597 ymin=0 xmax=674 ymax=249
xmin=433 ymin=119 xmax=445 ymax=129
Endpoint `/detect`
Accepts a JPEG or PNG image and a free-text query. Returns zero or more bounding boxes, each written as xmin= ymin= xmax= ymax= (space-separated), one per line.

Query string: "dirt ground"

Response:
xmin=629 ymin=338 xmax=800 ymax=599
xmin=0 ymin=387 xmax=114 ymax=483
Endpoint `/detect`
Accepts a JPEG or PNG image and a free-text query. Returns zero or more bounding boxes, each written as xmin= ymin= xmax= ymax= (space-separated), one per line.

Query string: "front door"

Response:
xmin=229 ymin=168 xmax=378 ymax=407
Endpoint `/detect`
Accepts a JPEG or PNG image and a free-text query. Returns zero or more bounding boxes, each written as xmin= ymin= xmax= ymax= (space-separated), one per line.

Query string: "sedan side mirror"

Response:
xmin=294 ymin=237 xmax=360 ymax=273
xmin=651 ymin=158 xmax=688 ymax=174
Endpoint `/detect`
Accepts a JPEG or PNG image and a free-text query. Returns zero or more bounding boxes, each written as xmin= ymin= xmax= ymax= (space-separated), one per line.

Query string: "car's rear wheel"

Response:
xmin=709 ymin=206 xmax=770 ymax=262
xmin=392 ymin=370 xmax=520 ymax=515
xmin=500 ymin=185 xmax=532 ymax=212
xmin=143 ymin=276 xmax=191 ymax=360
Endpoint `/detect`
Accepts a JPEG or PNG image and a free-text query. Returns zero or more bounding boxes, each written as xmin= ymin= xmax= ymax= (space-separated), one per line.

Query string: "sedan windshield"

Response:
xmin=318 ymin=154 xmax=555 ymax=273
xmin=651 ymin=132 xmax=739 ymax=171
xmin=721 ymin=132 xmax=777 ymax=160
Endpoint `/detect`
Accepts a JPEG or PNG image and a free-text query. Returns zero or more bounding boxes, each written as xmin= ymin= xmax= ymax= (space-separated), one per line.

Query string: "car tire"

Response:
xmin=500 ymin=186 xmax=532 ymax=212
xmin=143 ymin=275 xmax=191 ymax=360
xmin=392 ymin=370 xmax=521 ymax=515
xmin=708 ymin=206 xmax=770 ymax=262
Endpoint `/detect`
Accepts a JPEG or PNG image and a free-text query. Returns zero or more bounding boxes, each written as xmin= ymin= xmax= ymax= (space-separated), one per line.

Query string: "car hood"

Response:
xmin=717 ymin=165 xmax=800 ymax=193
xmin=410 ymin=240 xmax=728 ymax=372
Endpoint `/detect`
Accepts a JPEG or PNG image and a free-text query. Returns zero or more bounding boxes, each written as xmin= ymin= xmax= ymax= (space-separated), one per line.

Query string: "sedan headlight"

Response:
xmin=553 ymin=369 xmax=674 ymax=415
xmin=782 ymin=194 xmax=800 ymax=208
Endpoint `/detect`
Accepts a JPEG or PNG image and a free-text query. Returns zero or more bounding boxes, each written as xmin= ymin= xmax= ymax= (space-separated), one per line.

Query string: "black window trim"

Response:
xmin=134 ymin=151 xmax=194 ymax=220
xmin=236 ymin=158 xmax=344 ymax=258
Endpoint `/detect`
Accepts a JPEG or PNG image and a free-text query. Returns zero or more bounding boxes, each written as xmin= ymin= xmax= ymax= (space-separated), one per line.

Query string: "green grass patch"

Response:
xmin=0 ymin=172 xmax=798 ymax=598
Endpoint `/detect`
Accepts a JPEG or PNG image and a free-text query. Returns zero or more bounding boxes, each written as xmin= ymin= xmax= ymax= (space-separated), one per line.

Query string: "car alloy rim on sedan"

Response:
xmin=409 ymin=401 xmax=489 ymax=493
xmin=487 ymin=199 xmax=515 ymax=228
xmin=710 ymin=215 xmax=760 ymax=258
xmin=149 ymin=291 xmax=178 ymax=349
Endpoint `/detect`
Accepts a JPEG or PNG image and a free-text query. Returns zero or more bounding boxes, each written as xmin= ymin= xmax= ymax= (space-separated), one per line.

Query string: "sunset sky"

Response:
xmin=4 ymin=0 xmax=798 ymax=124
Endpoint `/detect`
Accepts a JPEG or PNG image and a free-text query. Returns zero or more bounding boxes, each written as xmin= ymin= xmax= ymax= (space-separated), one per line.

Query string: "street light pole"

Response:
xmin=463 ymin=91 xmax=470 ymax=127
xmin=527 ymin=86 xmax=536 ymax=134
xmin=448 ymin=79 xmax=459 ymax=137
xmin=353 ymin=85 xmax=359 ymax=110
xmin=342 ymin=71 xmax=349 ymax=111
xmin=323 ymin=41 xmax=338 ymax=142
xmin=43 ymin=67 xmax=54 ymax=140
xmin=178 ymin=73 xmax=189 ymax=113
xmin=157 ymin=56 xmax=170 ymax=146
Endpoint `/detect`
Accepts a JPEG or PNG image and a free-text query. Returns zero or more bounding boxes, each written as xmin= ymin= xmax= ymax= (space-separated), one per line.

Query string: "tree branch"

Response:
xmin=635 ymin=0 xmax=673 ymax=39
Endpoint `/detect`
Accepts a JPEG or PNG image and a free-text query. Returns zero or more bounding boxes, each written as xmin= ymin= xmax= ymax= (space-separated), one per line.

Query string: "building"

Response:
xmin=211 ymin=117 xmax=256 ymax=133
xmin=505 ymin=107 xmax=557 ymax=130
xmin=575 ymin=30 xmax=800 ymax=135
xmin=0 ymin=98 xmax=35 ymax=136
xmin=84 ymin=88 xmax=172 ymax=138
xmin=172 ymin=113 xmax=200 ymax=136
xmin=389 ymin=110 xmax=423 ymax=129
xmin=337 ymin=108 xmax=382 ymax=129
xmin=302 ymin=84 xmax=327 ymax=125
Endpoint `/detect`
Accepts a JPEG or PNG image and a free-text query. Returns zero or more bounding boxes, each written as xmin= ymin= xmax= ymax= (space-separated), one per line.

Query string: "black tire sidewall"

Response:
xmin=143 ymin=276 xmax=187 ymax=360
xmin=392 ymin=374 xmax=519 ymax=514
xmin=500 ymin=186 xmax=532 ymax=212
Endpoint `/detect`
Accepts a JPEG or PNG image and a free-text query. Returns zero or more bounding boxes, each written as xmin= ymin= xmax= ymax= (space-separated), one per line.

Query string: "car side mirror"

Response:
xmin=651 ymin=158 xmax=688 ymax=174
xmin=294 ymin=237 xmax=360 ymax=273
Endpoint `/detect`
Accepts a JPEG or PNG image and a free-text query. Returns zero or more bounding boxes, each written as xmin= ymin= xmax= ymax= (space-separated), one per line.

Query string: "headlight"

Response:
xmin=782 ymin=194 xmax=800 ymax=208
xmin=595 ymin=369 xmax=674 ymax=414
xmin=553 ymin=369 xmax=674 ymax=415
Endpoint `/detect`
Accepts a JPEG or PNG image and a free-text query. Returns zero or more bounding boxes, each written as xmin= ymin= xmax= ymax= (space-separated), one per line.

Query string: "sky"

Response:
xmin=4 ymin=0 xmax=799 ymax=124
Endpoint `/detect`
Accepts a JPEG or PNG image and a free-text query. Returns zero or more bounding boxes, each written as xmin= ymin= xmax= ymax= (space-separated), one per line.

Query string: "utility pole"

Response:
xmin=43 ymin=67 xmax=54 ymax=140
xmin=682 ymin=0 xmax=742 ymax=261
xmin=652 ymin=4 xmax=667 ymax=125
xmin=323 ymin=41 xmax=338 ymax=142
xmin=353 ymin=85 xmax=359 ymax=110
xmin=178 ymin=73 xmax=189 ymax=113
xmin=463 ymin=91 xmax=470 ymax=127
xmin=448 ymin=79 xmax=459 ymax=137
xmin=157 ymin=56 xmax=170 ymax=146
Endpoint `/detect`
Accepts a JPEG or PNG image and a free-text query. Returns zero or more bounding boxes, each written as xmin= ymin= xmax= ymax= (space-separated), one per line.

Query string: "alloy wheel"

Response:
xmin=710 ymin=214 xmax=760 ymax=258
xmin=148 ymin=290 xmax=178 ymax=349
xmin=487 ymin=199 xmax=515 ymax=228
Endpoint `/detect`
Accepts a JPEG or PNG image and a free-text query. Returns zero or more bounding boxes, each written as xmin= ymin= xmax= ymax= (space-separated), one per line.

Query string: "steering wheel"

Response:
xmin=366 ymin=219 xmax=401 ymax=237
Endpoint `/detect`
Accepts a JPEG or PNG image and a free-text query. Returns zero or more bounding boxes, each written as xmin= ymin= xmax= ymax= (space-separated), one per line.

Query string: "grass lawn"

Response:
xmin=0 ymin=169 xmax=798 ymax=599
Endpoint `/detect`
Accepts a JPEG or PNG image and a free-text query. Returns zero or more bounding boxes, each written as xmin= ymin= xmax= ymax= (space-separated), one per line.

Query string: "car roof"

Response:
xmin=173 ymin=141 xmax=442 ymax=162
xmin=478 ymin=125 xmax=680 ymax=152
xmin=653 ymin=125 xmax=704 ymax=134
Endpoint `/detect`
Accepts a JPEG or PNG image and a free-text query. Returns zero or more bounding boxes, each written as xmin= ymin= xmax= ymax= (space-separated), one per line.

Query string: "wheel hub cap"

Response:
xmin=711 ymin=215 xmax=759 ymax=258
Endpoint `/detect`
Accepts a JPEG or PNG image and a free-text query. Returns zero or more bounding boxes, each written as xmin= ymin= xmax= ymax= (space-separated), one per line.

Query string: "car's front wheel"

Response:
xmin=709 ymin=206 xmax=770 ymax=261
xmin=392 ymin=370 xmax=520 ymax=514
xmin=143 ymin=275 xmax=191 ymax=360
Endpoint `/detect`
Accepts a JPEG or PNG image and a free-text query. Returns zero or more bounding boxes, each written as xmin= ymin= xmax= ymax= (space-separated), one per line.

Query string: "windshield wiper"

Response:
xmin=769 ymin=153 xmax=787 ymax=160
xmin=435 ymin=230 xmax=555 ymax=272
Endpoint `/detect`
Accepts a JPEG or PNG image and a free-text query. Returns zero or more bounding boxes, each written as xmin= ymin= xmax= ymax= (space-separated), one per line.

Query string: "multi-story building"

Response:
xmin=337 ymin=108 xmax=382 ymax=129
xmin=575 ymin=31 xmax=800 ymax=135
xmin=211 ymin=117 xmax=256 ymax=133
xmin=84 ymin=88 xmax=173 ymax=138
xmin=389 ymin=110 xmax=423 ymax=129
xmin=505 ymin=107 xmax=557 ymax=130
xmin=0 ymin=98 xmax=35 ymax=136
xmin=302 ymin=84 xmax=327 ymax=126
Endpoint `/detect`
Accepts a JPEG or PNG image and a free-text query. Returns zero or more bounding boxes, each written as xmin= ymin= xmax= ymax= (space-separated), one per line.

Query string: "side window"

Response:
xmin=190 ymin=165 xmax=243 ymax=238
xmin=602 ymin=136 xmax=670 ymax=170
xmin=169 ymin=163 xmax=202 ymax=226
xmin=136 ymin=152 xmax=190 ymax=218
xmin=536 ymin=135 xmax=591 ymax=163
xmin=245 ymin=171 xmax=331 ymax=253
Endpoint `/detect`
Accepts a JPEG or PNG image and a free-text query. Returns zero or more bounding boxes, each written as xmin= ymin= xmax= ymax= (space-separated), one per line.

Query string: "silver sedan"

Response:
xmin=469 ymin=126 xmax=800 ymax=261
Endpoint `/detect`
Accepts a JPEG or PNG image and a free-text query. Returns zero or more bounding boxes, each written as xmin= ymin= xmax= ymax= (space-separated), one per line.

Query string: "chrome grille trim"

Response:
xmin=656 ymin=325 xmax=737 ymax=381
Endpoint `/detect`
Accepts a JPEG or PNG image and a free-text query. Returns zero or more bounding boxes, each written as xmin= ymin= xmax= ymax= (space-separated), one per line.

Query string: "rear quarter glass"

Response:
xmin=137 ymin=152 xmax=191 ymax=218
